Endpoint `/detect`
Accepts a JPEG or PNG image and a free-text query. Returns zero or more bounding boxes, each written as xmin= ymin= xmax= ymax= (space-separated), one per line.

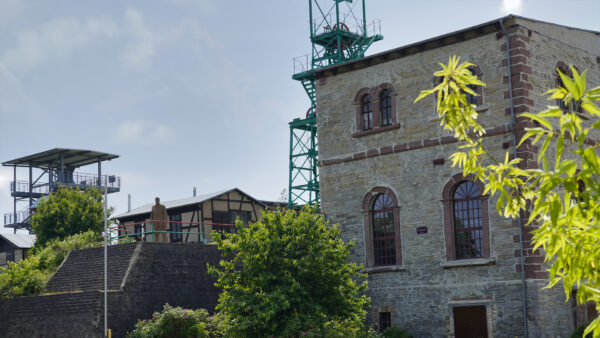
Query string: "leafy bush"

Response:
xmin=571 ymin=322 xmax=593 ymax=338
xmin=127 ymin=304 xmax=218 ymax=338
xmin=208 ymin=207 xmax=368 ymax=337
xmin=0 ymin=230 xmax=102 ymax=298
xmin=32 ymin=185 xmax=109 ymax=248
xmin=382 ymin=326 xmax=413 ymax=338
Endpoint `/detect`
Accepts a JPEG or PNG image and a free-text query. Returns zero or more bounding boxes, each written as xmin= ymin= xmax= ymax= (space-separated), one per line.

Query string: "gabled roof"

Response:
xmin=115 ymin=188 xmax=266 ymax=220
xmin=3 ymin=148 xmax=119 ymax=169
xmin=0 ymin=233 xmax=36 ymax=249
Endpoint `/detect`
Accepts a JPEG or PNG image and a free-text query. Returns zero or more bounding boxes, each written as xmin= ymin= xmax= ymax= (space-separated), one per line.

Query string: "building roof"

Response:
xmin=0 ymin=233 xmax=36 ymax=249
xmin=3 ymin=148 xmax=119 ymax=169
xmin=115 ymin=188 xmax=267 ymax=220
xmin=315 ymin=14 xmax=600 ymax=78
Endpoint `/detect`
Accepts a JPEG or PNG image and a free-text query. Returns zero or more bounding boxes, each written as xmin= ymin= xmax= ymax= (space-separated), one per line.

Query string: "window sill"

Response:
xmin=440 ymin=257 xmax=495 ymax=269
xmin=363 ymin=265 xmax=406 ymax=274
xmin=475 ymin=105 xmax=488 ymax=113
xmin=352 ymin=123 xmax=401 ymax=138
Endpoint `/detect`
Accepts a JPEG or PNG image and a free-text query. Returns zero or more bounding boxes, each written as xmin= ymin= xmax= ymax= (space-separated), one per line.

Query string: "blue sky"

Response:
xmin=1 ymin=0 xmax=599 ymax=232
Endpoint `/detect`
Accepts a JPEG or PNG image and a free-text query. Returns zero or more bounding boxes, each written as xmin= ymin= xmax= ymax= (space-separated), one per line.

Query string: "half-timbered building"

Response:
xmin=115 ymin=188 xmax=285 ymax=243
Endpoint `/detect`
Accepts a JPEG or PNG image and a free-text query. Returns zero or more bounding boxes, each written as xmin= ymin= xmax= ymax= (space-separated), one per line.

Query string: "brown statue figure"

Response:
xmin=150 ymin=197 xmax=169 ymax=243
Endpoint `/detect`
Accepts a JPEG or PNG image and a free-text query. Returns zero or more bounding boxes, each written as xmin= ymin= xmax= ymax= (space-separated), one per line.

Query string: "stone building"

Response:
xmin=314 ymin=15 xmax=599 ymax=337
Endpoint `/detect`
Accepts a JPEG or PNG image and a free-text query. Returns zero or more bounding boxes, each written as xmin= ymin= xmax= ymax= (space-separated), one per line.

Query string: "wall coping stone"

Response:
xmin=440 ymin=257 xmax=496 ymax=268
xmin=363 ymin=265 xmax=407 ymax=274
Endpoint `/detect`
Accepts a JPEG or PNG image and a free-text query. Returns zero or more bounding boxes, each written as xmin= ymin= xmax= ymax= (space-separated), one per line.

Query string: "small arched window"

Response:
xmin=380 ymin=89 xmax=392 ymax=126
xmin=452 ymin=181 xmax=484 ymax=259
xmin=372 ymin=193 xmax=396 ymax=265
xmin=465 ymin=66 xmax=483 ymax=106
xmin=555 ymin=62 xmax=582 ymax=113
xmin=555 ymin=62 xmax=570 ymax=111
xmin=361 ymin=94 xmax=373 ymax=131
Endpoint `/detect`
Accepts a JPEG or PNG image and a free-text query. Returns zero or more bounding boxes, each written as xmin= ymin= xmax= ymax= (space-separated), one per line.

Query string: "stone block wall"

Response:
xmin=0 ymin=242 xmax=220 ymax=337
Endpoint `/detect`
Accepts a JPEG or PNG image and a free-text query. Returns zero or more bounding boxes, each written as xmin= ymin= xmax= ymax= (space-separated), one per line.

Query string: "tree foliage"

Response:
xmin=32 ymin=185 xmax=108 ymax=248
xmin=415 ymin=56 xmax=600 ymax=337
xmin=208 ymin=207 xmax=368 ymax=337
xmin=127 ymin=304 xmax=219 ymax=338
xmin=0 ymin=230 xmax=102 ymax=298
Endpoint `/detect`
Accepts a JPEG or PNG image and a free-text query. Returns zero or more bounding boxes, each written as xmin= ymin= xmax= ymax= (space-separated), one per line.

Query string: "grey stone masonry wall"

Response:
xmin=0 ymin=242 xmax=220 ymax=338
xmin=315 ymin=17 xmax=598 ymax=338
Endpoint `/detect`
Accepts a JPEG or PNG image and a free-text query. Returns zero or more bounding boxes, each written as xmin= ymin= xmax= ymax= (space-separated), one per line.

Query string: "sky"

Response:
xmin=1 ymin=0 xmax=599 ymax=233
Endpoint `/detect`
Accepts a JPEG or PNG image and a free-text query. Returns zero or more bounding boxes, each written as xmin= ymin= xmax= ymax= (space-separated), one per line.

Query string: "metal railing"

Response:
xmin=9 ymin=172 xmax=121 ymax=194
xmin=4 ymin=209 xmax=30 ymax=225
xmin=10 ymin=181 xmax=50 ymax=195
xmin=109 ymin=220 xmax=241 ymax=244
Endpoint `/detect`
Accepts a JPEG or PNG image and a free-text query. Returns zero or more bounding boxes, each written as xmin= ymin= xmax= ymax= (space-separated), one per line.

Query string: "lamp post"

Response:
xmin=103 ymin=183 xmax=108 ymax=337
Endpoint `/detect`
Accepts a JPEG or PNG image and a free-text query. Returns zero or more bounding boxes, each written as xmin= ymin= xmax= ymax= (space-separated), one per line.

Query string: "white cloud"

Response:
xmin=121 ymin=7 xmax=217 ymax=72
xmin=112 ymin=120 xmax=176 ymax=145
xmin=502 ymin=0 xmax=522 ymax=14
xmin=1 ymin=16 xmax=118 ymax=72
xmin=0 ymin=61 xmax=40 ymax=116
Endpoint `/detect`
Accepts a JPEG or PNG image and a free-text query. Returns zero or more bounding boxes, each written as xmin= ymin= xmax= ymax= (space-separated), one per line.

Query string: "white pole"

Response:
xmin=103 ymin=183 xmax=108 ymax=337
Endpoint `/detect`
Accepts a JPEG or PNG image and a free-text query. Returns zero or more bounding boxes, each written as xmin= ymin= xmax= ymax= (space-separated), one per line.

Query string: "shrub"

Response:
xmin=127 ymin=304 xmax=217 ymax=338
xmin=208 ymin=207 xmax=368 ymax=337
xmin=0 ymin=230 xmax=102 ymax=298
xmin=571 ymin=322 xmax=593 ymax=338
xmin=382 ymin=326 xmax=413 ymax=338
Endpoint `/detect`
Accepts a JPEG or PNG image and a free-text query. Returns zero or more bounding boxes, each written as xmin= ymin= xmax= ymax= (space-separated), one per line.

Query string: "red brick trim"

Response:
xmin=441 ymin=174 xmax=490 ymax=261
xmin=320 ymin=124 xmax=511 ymax=167
xmin=362 ymin=187 xmax=402 ymax=268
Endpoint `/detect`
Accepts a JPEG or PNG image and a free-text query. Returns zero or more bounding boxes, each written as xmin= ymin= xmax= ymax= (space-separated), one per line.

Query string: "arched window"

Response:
xmin=380 ymin=89 xmax=392 ymax=126
xmin=555 ymin=62 xmax=570 ymax=111
xmin=372 ymin=193 xmax=396 ymax=265
xmin=555 ymin=62 xmax=582 ymax=113
xmin=465 ymin=65 xmax=483 ymax=106
xmin=442 ymin=175 xmax=490 ymax=261
xmin=361 ymin=94 xmax=373 ymax=131
xmin=363 ymin=187 xmax=402 ymax=268
xmin=452 ymin=181 xmax=484 ymax=259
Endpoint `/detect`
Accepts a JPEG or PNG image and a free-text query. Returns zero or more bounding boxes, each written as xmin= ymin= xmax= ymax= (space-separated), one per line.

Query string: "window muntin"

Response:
xmin=380 ymin=89 xmax=392 ymax=126
xmin=452 ymin=181 xmax=484 ymax=259
xmin=213 ymin=210 xmax=251 ymax=233
xmin=169 ymin=214 xmax=183 ymax=243
xmin=372 ymin=193 xmax=396 ymax=266
xmin=379 ymin=312 xmax=392 ymax=332
xmin=465 ymin=66 xmax=482 ymax=106
xmin=134 ymin=222 xmax=144 ymax=240
xmin=361 ymin=94 xmax=373 ymax=130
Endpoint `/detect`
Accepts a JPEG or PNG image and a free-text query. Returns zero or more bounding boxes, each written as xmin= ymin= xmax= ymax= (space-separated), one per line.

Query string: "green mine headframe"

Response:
xmin=288 ymin=0 xmax=383 ymax=209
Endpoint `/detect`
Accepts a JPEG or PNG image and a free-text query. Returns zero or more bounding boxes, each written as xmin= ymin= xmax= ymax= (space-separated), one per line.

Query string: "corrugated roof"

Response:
xmin=0 ymin=233 xmax=36 ymax=249
xmin=115 ymin=188 xmax=266 ymax=219
xmin=3 ymin=148 xmax=119 ymax=168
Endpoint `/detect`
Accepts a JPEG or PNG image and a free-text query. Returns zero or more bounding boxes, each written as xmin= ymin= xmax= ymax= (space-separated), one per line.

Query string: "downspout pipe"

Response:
xmin=500 ymin=18 xmax=529 ymax=338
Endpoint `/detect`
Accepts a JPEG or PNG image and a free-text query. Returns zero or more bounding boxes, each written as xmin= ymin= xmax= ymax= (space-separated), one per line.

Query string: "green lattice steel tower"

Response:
xmin=288 ymin=0 xmax=382 ymax=209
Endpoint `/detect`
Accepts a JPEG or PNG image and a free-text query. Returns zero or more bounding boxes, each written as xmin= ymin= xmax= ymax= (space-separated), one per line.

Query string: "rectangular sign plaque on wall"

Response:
xmin=416 ymin=226 xmax=428 ymax=234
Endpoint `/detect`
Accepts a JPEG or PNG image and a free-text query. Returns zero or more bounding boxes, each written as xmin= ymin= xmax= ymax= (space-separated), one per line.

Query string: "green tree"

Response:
xmin=32 ymin=185 xmax=107 ymax=248
xmin=0 ymin=230 xmax=102 ymax=298
xmin=208 ymin=207 xmax=369 ymax=337
xmin=415 ymin=56 xmax=600 ymax=337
